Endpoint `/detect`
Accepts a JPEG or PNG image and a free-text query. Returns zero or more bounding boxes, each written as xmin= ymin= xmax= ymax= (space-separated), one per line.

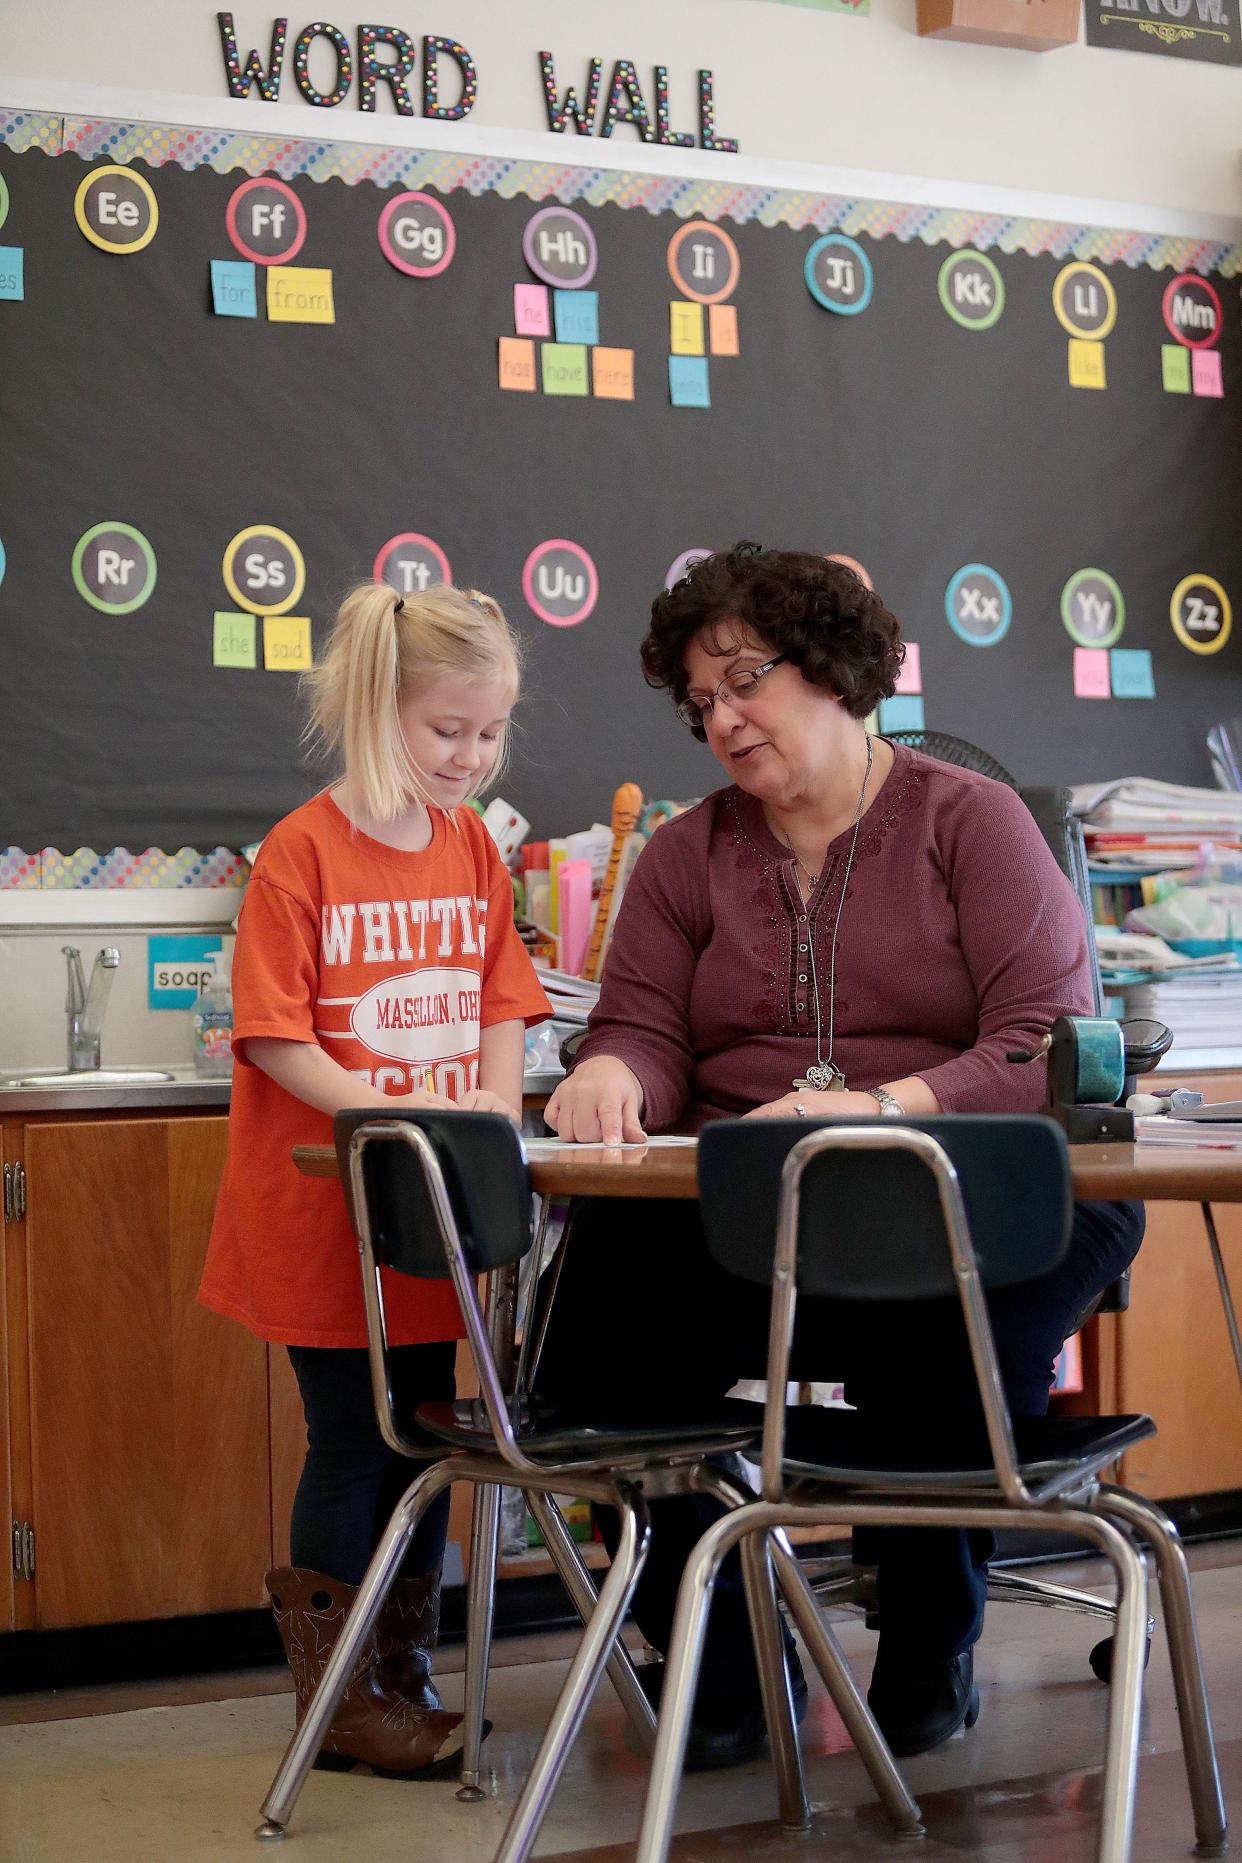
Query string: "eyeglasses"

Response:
xmin=675 ymin=656 xmax=788 ymax=732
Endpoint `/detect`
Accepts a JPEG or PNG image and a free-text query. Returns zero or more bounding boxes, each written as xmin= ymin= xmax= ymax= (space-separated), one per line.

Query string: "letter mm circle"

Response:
xmin=937 ymin=250 xmax=1004 ymax=332
xmin=1061 ymin=568 xmax=1126 ymax=649
xmin=1171 ymin=573 xmax=1232 ymax=655
xmin=804 ymin=235 xmax=874 ymax=316
xmin=222 ymin=524 xmax=306 ymax=616
xmin=74 ymin=166 xmax=159 ymax=255
xmin=225 ymin=178 xmax=307 ymax=266
xmin=377 ymin=192 xmax=457 ymax=278
xmin=71 ymin=523 xmax=157 ymax=615
xmin=1052 ymin=262 xmax=1117 ymax=342
xmin=522 ymin=540 xmax=599 ymax=628
xmin=1162 ymin=274 xmax=1222 ymax=351
xmin=667 ymin=222 xmax=740 ymax=305
xmin=944 ymin=565 xmax=1012 ymax=647
xmin=665 ymin=548 xmax=712 ymax=590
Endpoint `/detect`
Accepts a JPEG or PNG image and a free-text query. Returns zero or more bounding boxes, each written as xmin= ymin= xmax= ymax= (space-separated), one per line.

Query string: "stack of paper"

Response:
xmin=1137 ymin=1115 xmax=1242 ymax=1149
xmin=1121 ymin=967 xmax=1242 ymax=1047
xmin=1072 ymin=777 xmax=1242 ymax=870
xmin=534 ymin=968 xmax=600 ymax=1028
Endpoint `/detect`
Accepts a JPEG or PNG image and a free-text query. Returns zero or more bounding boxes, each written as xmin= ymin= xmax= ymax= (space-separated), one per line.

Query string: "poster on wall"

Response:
xmin=1084 ymin=0 xmax=1242 ymax=66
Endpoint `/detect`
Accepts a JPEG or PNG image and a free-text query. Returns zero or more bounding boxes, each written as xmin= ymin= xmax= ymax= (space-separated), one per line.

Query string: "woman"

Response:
xmin=539 ymin=543 xmax=1142 ymax=1768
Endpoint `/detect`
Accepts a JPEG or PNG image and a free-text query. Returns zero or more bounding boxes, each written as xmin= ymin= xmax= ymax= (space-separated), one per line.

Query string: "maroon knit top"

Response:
xmin=575 ymin=742 xmax=1093 ymax=1131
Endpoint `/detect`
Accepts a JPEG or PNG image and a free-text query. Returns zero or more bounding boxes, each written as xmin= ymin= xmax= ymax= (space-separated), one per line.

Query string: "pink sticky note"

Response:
xmin=894 ymin=642 xmax=922 ymax=694
xmin=555 ymin=858 xmax=594 ymax=977
xmin=1073 ymin=648 xmax=1111 ymax=699
xmin=1193 ymin=348 xmax=1223 ymax=397
xmin=514 ymin=282 xmax=550 ymax=338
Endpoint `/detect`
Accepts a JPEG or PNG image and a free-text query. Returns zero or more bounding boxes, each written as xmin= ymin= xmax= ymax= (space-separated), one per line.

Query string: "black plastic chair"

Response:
xmin=255 ymin=1109 xmax=784 ymax=1861
xmin=635 ymin=1118 xmax=1227 ymax=1863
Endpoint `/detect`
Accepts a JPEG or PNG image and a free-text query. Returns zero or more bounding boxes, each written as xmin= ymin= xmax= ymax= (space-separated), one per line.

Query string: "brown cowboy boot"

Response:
xmin=266 ymin=1567 xmax=466 ymax=1779
xmin=376 ymin=1572 xmax=448 ymax=1713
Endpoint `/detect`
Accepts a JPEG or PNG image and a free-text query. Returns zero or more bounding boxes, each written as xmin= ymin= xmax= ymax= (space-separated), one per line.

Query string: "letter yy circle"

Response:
xmin=523 ymin=540 xmax=599 ymax=628
xmin=1061 ymin=569 xmax=1125 ymax=649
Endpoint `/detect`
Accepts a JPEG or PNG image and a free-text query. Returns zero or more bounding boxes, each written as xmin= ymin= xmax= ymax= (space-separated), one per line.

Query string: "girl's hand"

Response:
xmin=545 ymin=1057 xmax=646 ymax=1145
xmin=745 ymin=1089 xmax=883 ymax=1120
xmin=456 ymin=1088 xmax=522 ymax=1124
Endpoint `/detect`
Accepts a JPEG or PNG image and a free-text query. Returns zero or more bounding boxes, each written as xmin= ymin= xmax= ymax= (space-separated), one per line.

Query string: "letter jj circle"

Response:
xmin=522 ymin=540 xmax=599 ymax=628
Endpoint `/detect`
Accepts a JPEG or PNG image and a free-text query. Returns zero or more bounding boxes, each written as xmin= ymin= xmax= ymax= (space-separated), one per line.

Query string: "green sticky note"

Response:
xmin=214 ymin=610 xmax=257 ymax=668
xmin=541 ymin=342 xmax=590 ymax=396
xmin=1162 ymin=344 xmax=1191 ymax=394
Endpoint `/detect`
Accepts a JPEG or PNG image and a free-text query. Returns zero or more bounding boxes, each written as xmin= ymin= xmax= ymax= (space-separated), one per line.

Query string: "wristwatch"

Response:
xmin=863 ymin=1086 xmax=904 ymax=1118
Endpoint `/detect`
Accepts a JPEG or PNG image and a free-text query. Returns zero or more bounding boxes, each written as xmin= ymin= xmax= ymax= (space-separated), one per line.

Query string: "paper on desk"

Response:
xmin=524 ymin=1134 xmax=698 ymax=1151
xmin=1136 ymin=1117 xmax=1242 ymax=1149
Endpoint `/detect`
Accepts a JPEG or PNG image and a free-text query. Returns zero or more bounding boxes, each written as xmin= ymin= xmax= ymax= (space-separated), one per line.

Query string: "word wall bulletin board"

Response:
xmin=0 ymin=110 xmax=1240 ymax=850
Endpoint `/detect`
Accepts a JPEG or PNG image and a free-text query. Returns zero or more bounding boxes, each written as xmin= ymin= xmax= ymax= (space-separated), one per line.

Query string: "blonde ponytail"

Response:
xmin=303 ymin=581 xmax=521 ymax=822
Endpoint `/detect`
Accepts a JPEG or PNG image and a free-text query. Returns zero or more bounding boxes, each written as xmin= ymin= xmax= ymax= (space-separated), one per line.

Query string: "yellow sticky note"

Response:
xmin=592 ymin=346 xmax=635 ymax=400
xmin=263 ymin=614 xmax=313 ymax=671
xmin=1068 ymin=338 xmax=1106 ymax=390
xmin=708 ymin=303 xmax=739 ymax=356
xmin=670 ymin=300 xmax=705 ymax=356
xmin=498 ymin=335 xmax=537 ymax=391
xmin=267 ymin=266 xmax=335 ymax=324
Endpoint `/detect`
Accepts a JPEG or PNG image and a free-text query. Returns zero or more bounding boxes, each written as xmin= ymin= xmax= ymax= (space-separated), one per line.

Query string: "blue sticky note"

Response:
xmin=669 ymin=355 xmax=711 ymax=408
xmin=211 ymin=258 xmax=257 ymax=318
xmin=0 ymin=246 xmax=24 ymax=301
xmin=148 ymin=934 xmax=223 ymax=1009
xmin=878 ymin=694 xmax=926 ymax=732
xmin=1110 ymin=648 xmax=1156 ymax=699
xmin=553 ymin=288 xmax=599 ymax=346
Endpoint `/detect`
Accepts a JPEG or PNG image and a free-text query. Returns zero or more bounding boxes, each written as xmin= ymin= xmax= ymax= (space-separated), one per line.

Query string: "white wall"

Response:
xmin=2 ymin=0 xmax=1239 ymax=227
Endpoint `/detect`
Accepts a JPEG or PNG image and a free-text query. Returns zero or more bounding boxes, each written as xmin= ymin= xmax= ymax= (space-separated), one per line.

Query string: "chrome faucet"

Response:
xmin=63 ymin=945 xmax=120 ymax=1072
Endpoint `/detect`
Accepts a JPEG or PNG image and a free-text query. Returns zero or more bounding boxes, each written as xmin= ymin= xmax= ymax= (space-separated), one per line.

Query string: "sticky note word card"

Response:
xmin=668 ymin=354 xmax=710 ymax=408
xmin=498 ymin=336 xmax=537 ymax=391
xmin=211 ymin=258 xmax=257 ymax=318
xmin=554 ymin=288 xmax=599 ymax=346
xmin=592 ymin=346 xmax=635 ymax=400
xmin=1073 ymin=647 xmax=1111 ymax=699
xmin=267 ymin=266 xmax=335 ymax=324
xmin=1068 ymin=339 xmax=1106 ymax=390
xmin=264 ymin=614 xmax=313 ymax=671
xmin=670 ymin=300 xmax=705 ymax=356
xmin=541 ymin=342 xmax=590 ymax=396
xmin=214 ymin=610 xmax=257 ymax=668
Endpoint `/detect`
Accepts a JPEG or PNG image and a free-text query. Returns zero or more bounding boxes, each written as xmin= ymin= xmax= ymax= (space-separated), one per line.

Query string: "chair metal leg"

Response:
xmin=1092 ymin=1517 xmax=1149 ymax=1863
xmin=255 ymin=1459 xmax=453 ymax=1840
xmin=525 ymin=1487 xmax=657 ymax=1752
xmin=1096 ymin=1487 xmax=1228 ymax=1859
xmin=769 ymin=1531 xmax=924 ymax=1839
xmin=739 ymin=1529 xmax=810 ymax=1833
xmin=635 ymin=1505 xmax=734 ymax=1863
xmin=456 ymin=1478 xmax=501 ymax=1802
xmin=494 ymin=1488 xmax=652 ymax=1863
xmin=985 ymin=1569 xmax=1118 ymax=1623
xmin=1202 ymin=1203 xmax=1242 ymax=1409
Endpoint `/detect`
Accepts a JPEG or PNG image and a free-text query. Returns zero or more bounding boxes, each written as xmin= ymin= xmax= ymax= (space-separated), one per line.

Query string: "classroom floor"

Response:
xmin=1 ymin=1542 xmax=1239 ymax=1862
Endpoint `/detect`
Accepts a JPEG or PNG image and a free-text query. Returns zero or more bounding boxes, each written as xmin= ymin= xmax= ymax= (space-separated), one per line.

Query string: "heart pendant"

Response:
xmin=795 ymin=1064 xmax=846 ymax=1093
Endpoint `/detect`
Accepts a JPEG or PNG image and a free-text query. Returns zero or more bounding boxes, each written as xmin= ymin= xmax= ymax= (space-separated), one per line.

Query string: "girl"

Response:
xmin=199 ymin=582 xmax=551 ymax=1778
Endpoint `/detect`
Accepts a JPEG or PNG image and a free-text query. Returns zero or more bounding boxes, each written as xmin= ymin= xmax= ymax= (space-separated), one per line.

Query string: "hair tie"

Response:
xmin=393 ymin=596 xmax=405 ymax=614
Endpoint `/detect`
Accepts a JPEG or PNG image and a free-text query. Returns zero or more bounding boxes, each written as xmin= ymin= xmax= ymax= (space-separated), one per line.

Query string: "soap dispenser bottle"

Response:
xmin=192 ymin=953 xmax=234 ymax=1078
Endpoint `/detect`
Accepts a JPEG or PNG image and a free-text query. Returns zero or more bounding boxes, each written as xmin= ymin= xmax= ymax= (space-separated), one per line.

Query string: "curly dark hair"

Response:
xmin=642 ymin=542 xmax=904 ymax=737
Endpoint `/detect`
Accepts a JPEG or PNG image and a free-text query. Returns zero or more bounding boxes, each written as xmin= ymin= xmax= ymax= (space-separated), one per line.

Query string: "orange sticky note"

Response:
xmin=592 ymin=346 xmax=635 ymax=400
xmin=498 ymin=336 xmax=537 ymax=392
xmin=708 ymin=303 xmax=739 ymax=356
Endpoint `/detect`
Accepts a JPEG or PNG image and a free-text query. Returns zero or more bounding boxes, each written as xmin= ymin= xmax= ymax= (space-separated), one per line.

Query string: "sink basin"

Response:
xmin=1 ymin=1068 xmax=178 ymax=1088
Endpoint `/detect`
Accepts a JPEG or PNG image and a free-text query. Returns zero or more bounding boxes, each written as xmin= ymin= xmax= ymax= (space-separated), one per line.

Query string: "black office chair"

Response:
xmin=256 ymin=1109 xmax=904 ymax=1859
xmin=634 ymin=1118 xmax=1226 ymax=1863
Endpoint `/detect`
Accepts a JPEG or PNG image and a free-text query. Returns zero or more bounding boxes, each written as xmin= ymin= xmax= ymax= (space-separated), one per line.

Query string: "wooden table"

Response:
xmin=293 ymin=1136 xmax=1242 ymax=1204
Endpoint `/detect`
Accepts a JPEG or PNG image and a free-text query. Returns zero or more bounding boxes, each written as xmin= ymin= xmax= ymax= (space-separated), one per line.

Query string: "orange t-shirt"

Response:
xmin=198 ymin=792 xmax=551 ymax=1348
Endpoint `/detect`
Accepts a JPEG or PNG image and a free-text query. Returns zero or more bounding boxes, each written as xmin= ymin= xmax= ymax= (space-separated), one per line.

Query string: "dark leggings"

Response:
xmin=287 ymin=1342 xmax=456 ymax=1588
xmin=537 ymin=1196 xmax=1144 ymax=1702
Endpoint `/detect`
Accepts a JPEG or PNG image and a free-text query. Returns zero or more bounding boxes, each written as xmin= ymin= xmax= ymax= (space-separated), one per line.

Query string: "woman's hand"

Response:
xmin=745 ymin=1089 xmax=884 ymax=1120
xmin=545 ymin=1056 xmax=646 ymax=1145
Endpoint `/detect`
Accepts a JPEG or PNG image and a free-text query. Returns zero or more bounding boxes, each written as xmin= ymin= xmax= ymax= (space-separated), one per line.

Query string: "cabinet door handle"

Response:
xmin=13 ymin=1164 xmax=26 ymax=1223
xmin=2 ymin=1164 xmax=11 ymax=1224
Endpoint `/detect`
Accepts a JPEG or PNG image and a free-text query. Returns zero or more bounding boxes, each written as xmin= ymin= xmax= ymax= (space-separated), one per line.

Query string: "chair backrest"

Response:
xmin=697 ymin=1115 xmax=1072 ymax=1301
xmin=334 ymin=1107 xmax=533 ymax=1277
xmin=886 ymin=730 xmax=1103 ymax=1016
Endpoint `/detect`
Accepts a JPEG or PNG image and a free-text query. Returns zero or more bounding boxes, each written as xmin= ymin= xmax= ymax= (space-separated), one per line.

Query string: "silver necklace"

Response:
xmin=784 ymin=734 xmax=873 ymax=1094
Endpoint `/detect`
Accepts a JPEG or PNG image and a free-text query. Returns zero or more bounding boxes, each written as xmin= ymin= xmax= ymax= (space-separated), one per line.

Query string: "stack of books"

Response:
xmin=1072 ymin=777 xmax=1242 ymax=873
